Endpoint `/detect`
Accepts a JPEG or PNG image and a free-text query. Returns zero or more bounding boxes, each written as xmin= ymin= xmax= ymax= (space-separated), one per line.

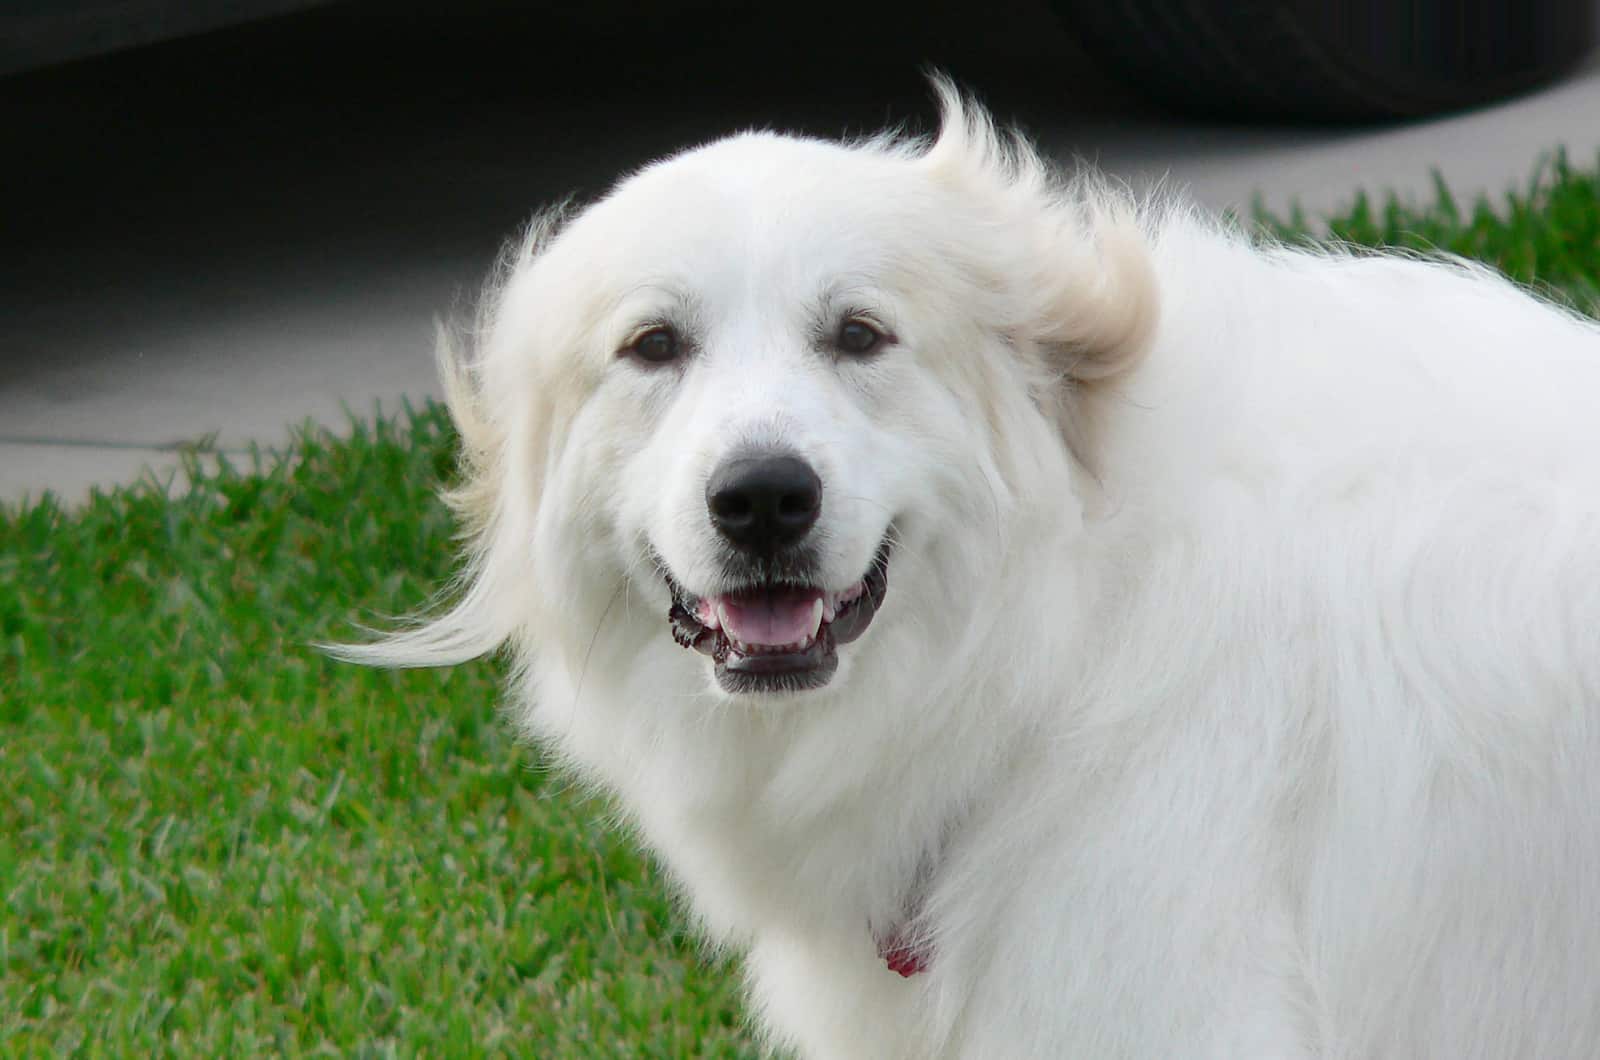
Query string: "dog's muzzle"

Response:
xmin=660 ymin=449 xmax=891 ymax=693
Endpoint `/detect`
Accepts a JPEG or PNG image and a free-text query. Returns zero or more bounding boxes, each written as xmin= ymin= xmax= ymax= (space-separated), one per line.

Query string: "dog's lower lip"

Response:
xmin=722 ymin=633 xmax=833 ymax=675
xmin=827 ymin=574 xmax=885 ymax=646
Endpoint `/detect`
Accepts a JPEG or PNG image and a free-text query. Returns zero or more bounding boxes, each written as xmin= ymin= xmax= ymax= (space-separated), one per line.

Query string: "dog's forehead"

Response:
xmin=635 ymin=133 xmax=900 ymax=208
xmin=574 ymin=134 xmax=923 ymax=277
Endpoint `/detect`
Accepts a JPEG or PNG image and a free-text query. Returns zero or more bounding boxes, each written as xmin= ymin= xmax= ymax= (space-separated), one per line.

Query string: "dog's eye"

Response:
xmin=628 ymin=326 xmax=681 ymax=365
xmin=836 ymin=319 xmax=884 ymax=356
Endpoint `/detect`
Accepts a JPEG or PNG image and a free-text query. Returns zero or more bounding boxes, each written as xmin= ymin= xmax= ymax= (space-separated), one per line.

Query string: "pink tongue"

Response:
xmin=715 ymin=587 xmax=823 ymax=647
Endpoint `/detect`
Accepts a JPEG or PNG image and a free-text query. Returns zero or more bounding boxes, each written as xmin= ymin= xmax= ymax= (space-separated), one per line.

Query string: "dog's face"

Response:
xmin=372 ymin=94 xmax=1157 ymax=707
xmin=541 ymin=136 xmax=999 ymax=695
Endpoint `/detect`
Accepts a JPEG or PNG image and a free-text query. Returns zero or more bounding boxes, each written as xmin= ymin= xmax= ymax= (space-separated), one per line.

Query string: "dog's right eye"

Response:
xmin=835 ymin=318 xmax=887 ymax=357
xmin=627 ymin=326 xmax=681 ymax=365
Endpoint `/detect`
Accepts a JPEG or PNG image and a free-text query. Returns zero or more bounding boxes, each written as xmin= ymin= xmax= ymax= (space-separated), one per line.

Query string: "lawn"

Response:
xmin=3 ymin=153 xmax=1598 ymax=1058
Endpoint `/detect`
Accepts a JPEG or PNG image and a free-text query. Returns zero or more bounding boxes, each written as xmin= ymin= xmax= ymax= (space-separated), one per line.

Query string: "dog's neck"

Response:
xmin=561 ymin=514 xmax=1089 ymax=971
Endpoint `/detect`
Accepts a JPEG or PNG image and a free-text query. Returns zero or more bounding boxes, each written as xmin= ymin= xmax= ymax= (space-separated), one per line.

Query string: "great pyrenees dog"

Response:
xmin=338 ymin=82 xmax=1600 ymax=1057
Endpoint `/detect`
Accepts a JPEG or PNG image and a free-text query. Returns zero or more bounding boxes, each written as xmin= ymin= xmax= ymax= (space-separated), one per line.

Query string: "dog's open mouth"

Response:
xmin=665 ymin=543 xmax=891 ymax=694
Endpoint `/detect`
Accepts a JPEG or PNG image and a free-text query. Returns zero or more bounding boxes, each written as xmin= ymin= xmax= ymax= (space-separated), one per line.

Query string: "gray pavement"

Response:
xmin=5 ymin=2 xmax=1599 ymax=505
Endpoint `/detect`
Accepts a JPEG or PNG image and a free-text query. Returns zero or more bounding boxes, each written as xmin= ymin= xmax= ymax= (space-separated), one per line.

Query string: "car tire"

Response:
xmin=1050 ymin=0 xmax=1598 ymax=121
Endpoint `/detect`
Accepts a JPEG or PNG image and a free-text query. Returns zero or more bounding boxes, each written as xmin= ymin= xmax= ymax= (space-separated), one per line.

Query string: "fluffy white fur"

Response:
xmin=338 ymin=83 xmax=1600 ymax=1057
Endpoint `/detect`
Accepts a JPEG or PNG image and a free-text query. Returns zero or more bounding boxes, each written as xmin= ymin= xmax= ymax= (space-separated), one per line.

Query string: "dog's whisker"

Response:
xmin=978 ymin=472 xmax=1006 ymax=557
xmin=564 ymin=580 xmax=626 ymax=740
xmin=833 ymin=493 xmax=896 ymax=519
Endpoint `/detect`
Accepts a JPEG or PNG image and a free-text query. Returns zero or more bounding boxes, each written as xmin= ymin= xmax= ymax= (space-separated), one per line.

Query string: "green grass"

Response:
xmin=1256 ymin=147 xmax=1600 ymax=312
xmin=4 ymin=151 xmax=1598 ymax=1058
xmin=1 ymin=414 xmax=754 ymax=1058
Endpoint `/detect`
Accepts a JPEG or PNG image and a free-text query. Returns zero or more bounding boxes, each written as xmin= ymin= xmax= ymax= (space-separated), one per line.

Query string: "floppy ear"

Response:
xmin=1032 ymin=192 xmax=1159 ymax=386
xmin=921 ymin=75 xmax=1158 ymax=387
xmin=325 ymin=208 xmax=572 ymax=669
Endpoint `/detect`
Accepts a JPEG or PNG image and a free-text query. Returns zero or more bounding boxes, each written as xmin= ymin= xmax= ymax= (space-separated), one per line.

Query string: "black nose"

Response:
xmin=706 ymin=453 xmax=822 ymax=553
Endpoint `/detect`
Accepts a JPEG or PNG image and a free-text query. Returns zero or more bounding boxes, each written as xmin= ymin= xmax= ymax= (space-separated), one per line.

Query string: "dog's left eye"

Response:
xmin=836 ymin=319 xmax=884 ymax=356
xmin=627 ymin=326 xmax=681 ymax=365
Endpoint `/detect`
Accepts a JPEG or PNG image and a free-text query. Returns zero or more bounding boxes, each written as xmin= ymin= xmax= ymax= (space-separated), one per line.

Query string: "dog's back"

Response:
xmin=927 ymin=221 xmax=1600 ymax=1058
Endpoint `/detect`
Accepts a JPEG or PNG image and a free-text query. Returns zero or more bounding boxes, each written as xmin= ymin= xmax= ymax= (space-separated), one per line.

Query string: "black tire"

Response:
xmin=1050 ymin=0 xmax=1598 ymax=122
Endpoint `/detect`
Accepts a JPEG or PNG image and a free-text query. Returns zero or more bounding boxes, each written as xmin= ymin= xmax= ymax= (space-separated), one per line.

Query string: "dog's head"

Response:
xmin=342 ymin=82 xmax=1155 ymax=707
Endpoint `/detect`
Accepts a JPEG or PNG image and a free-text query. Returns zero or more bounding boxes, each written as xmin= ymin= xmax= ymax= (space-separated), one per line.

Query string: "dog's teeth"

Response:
xmin=809 ymin=598 xmax=823 ymax=638
xmin=716 ymin=602 xmax=733 ymax=633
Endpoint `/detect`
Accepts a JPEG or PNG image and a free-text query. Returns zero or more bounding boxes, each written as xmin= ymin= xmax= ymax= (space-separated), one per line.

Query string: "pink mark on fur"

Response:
xmin=878 ymin=930 xmax=929 ymax=977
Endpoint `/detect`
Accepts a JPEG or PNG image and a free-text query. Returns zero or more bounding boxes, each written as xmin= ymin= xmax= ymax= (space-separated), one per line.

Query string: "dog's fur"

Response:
xmin=338 ymin=84 xmax=1600 ymax=1057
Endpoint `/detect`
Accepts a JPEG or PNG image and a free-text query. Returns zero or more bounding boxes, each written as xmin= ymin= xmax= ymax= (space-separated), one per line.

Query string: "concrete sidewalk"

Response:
xmin=5 ymin=3 xmax=1598 ymax=506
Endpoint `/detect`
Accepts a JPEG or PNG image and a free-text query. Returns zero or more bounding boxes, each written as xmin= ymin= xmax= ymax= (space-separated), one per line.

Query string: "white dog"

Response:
xmin=339 ymin=82 xmax=1600 ymax=1057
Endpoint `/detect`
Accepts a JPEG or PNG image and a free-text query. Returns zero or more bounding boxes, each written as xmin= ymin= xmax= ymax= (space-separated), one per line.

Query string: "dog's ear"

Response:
xmin=324 ymin=209 xmax=573 ymax=670
xmin=321 ymin=319 xmax=522 ymax=670
xmin=432 ymin=200 xmax=574 ymax=542
xmin=920 ymin=75 xmax=1158 ymax=387
xmin=1031 ymin=193 xmax=1158 ymax=386
xmin=433 ymin=317 xmax=501 ymax=540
